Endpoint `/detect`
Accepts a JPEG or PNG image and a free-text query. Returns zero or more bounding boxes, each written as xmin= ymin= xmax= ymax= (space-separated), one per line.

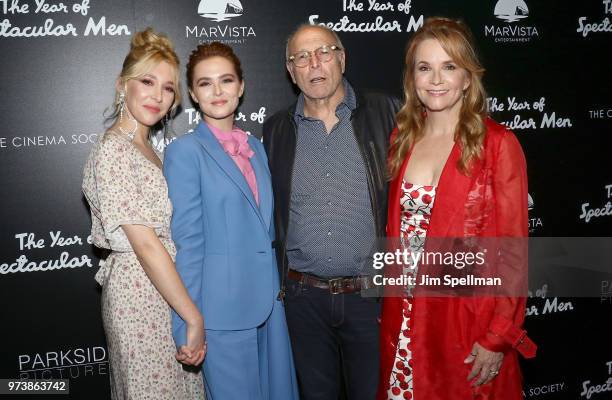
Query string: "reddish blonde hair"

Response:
xmin=389 ymin=17 xmax=487 ymax=178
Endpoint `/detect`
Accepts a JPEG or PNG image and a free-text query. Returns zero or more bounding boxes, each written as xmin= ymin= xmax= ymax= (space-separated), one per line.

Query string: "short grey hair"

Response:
xmin=285 ymin=23 xmax=345 ymax=61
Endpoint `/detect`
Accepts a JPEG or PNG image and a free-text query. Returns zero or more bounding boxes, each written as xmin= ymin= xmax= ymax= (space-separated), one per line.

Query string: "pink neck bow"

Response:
xmin=216 ymin=129 xmax=254 ymax=159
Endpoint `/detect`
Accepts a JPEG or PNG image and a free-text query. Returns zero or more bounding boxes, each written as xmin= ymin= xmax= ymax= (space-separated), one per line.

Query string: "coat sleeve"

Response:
xmin=477 ymin=130 xmax=536 ymax=358
xmin=163 ymin=138 xmax=205 ymax=348
xmin=492 ymin=130 xmax=528 ymax=238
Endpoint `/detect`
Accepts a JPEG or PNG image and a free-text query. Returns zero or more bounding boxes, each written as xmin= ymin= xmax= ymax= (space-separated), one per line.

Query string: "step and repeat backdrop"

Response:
xmin=1 ymin=0 xmax=611 ymax=399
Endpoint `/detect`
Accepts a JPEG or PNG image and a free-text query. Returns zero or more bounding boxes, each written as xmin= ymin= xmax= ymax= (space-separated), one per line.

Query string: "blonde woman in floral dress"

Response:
xmin=82 ymin=28 xmax=206 ymax=399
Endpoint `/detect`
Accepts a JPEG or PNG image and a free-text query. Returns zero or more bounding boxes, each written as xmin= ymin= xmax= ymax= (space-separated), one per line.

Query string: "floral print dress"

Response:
xmin=82 ymin=131 xmax=205 ymax=399
xmin=386 ymin=180 xmax=436 ymax=400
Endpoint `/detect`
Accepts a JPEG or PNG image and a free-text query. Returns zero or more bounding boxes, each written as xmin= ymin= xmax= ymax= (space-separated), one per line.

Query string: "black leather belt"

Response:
xmin=287 ymin=269 xmax=375 ymax=295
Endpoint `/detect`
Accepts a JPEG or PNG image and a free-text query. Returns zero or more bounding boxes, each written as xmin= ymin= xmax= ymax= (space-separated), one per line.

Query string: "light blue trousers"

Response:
xmin=202 ymin=297 xmax=299 ymax=400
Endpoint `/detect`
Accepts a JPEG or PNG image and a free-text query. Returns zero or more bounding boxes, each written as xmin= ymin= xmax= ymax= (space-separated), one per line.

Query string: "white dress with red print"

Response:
xmin=386 ymin=181 xmax=435 ymax=400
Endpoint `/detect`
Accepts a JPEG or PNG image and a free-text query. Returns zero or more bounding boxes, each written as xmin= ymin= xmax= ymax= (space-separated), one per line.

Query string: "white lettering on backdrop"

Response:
xmin=0 ymin=0 xmax=130 ymax=38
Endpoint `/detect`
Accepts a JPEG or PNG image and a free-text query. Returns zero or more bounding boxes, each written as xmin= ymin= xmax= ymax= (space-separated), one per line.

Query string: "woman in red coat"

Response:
xmin=377 ymin=17 xmax=536 ymax=400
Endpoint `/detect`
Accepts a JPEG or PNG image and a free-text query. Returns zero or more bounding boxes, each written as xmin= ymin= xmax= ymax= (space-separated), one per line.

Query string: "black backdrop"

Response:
xmin=1 ymin=1 xmax=611 ymax=399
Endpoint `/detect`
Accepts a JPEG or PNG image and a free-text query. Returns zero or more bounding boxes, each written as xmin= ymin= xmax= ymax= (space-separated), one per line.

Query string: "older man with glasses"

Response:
xmin=263 ymin=24 xmax=399 ymax=400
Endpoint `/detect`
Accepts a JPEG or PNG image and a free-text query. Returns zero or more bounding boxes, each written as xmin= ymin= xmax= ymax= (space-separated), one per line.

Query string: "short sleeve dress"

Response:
xmin=82 ymin=131 xmax=205 ymax=400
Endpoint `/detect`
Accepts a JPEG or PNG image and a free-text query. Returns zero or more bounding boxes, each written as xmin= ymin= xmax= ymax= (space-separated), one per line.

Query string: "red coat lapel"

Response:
xmin=391 ymin=142 xmax=483 ymax=239
xmin=427 ymin=143 xmax=473 ymax=238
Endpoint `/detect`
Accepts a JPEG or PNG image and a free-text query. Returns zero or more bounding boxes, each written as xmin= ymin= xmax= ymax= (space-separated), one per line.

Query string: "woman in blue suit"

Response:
xmin=163 ymin=42 xmax=299 ymax=400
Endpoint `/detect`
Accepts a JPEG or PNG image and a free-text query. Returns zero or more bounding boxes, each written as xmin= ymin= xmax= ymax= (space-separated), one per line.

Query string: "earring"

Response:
xmin=118 ymin=91 xmax=126 ymax=122
xmin=162 ymin=113 xmax=170 ymax=143
xmin=117 ymin=91 xmax=137 ymax=141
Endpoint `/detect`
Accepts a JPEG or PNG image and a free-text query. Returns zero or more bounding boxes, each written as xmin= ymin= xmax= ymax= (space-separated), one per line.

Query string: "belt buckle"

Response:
xmin=328 ymin=277 xmax=344 ymax=295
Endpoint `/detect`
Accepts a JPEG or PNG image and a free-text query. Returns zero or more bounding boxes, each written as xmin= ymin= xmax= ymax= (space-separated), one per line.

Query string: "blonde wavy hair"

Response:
xmin=107 ymin=27 xmax=181 ymax=121
xmin=389 ymin=17 xmax=487 ymax=178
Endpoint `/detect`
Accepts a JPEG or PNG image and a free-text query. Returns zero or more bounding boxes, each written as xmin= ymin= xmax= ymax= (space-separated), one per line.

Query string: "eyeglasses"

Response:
xmin=288 ymin=45 xmax=342 ymax=68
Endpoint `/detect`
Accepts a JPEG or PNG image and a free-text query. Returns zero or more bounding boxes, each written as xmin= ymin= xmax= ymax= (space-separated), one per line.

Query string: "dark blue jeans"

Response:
xmin=285 ymin=278 xmax=381 ymax=400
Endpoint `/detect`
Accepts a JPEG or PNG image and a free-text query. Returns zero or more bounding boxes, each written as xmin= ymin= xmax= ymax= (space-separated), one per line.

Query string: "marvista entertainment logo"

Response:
xmin=187 ymin=0 xmax=255 ymax=43
xmin=485 ymin=0 xmax=539 ymax=43
xmin=198 ymin=0 xmax=243 ymax=22
xmin=528 ymin=193 xmax=543 ymax=232
xmin=494 ymin=0 xmax=529 ymax=23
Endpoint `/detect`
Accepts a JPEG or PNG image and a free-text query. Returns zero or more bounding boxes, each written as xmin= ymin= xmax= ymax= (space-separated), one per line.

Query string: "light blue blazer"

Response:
xmin=164 ymin=121 xmax=276 ymax=347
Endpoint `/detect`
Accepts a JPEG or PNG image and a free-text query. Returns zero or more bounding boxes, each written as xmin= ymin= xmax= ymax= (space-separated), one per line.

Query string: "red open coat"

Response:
xmin=377 ymin=119 xmax=536 ymax=400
